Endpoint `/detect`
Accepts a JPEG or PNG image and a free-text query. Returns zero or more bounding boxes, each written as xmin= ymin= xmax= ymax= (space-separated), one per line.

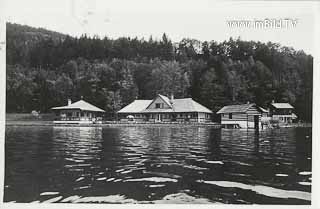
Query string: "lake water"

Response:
xmin=4 ymin=126 xmax=312 ymax=204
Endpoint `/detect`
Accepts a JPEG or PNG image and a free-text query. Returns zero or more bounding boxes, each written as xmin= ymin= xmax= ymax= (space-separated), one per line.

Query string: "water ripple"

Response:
xmin=4 ymin=126 xmax=312 ymax=204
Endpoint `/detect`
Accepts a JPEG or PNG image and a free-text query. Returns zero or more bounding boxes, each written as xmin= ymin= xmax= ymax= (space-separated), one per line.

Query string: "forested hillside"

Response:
xmin=6 ymin=23 xmax=313 ymax=121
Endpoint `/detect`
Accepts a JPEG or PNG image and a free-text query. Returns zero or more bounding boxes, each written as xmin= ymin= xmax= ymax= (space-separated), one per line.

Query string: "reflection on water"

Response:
xmin=4 ymin=126 xmax=312 ymax=204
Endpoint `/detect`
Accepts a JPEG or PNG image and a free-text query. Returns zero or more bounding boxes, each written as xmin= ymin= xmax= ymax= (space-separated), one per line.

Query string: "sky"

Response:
xmin=3 ymin=0 xmax=319 ymax=55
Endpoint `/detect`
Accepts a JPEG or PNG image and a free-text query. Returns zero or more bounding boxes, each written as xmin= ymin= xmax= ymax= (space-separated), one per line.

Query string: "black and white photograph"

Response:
xmin=0 ymin=0 xmax=319 ymax=206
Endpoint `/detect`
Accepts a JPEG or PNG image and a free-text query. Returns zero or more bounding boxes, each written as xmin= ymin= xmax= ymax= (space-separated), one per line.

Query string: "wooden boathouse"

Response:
xmin=216 ymin=103 xmax=263 ymax=129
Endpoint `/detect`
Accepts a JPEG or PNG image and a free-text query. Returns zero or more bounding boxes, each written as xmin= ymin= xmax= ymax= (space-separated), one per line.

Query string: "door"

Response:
xmin=172 ymin=114 xmax=177 ymax=122
xmin=157 ymin=114 xmax=162 ymax=122
xmin=254 ymin=115 xmax=259 ymax=129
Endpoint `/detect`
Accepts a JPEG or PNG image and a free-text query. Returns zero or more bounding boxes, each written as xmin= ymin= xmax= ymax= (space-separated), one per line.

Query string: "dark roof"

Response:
xmin=216 ymin=103 xmax=257 ymax=114
xmin=51 ymin=100 xmax=105 ymax=112
xmin=118 ymin=94 xmax=212 ymax=114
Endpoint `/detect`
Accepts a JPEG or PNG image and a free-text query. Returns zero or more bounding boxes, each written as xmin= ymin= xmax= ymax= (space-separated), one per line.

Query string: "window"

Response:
xmin=155 ymin=103 xmax=161 ymax=108
xmin=229 ymin=113 xmax=232 ymax=119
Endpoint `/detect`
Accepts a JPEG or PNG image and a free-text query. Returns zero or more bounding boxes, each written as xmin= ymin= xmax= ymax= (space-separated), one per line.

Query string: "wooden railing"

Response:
xmin=103 ymin=120 xmax=219 ymax=126
xmin=57 ymin=117 xmax=91 ymax=121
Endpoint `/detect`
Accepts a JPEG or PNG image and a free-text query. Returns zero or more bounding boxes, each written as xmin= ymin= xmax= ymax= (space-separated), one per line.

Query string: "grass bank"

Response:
xmin=6 ymin=113 xmax=55 ymax=121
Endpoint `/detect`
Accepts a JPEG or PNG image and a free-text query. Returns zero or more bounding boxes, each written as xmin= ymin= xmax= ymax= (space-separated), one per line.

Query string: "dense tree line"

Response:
xmin=6 ymin=23 xmax=313 ymax=121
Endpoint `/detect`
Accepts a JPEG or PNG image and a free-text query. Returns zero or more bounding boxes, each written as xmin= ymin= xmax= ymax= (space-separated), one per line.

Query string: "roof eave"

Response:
xmin=52 ymin=107 xmax=104 ymax=112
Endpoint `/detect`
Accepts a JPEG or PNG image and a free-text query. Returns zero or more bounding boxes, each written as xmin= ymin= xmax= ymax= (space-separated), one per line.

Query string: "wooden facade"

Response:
xmin=119 ymin=112 xmax=211 ymax=123
xmin=269 ymin=102 xmax=296 ymax=123
xmin=217 ymin=104 xmax=263 ymax=129
xmin=51 ymin=99 xmax=105 ymax=124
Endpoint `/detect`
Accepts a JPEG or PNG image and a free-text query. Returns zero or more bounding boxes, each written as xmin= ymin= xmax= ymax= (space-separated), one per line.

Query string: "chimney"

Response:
xmin=170 ymin=94 xmax=174 ymax=104
xmin=247 ymin=101 xmax=250 ymax=104
xmin=271 ymin=99 xmax=275 ymax=104
xmin=68 ymin=99 xmax=72 ymax=106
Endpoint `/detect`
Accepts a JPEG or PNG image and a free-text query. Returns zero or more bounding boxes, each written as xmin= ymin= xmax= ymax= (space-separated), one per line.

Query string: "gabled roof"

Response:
xmin=117 ymin=96 xmax=212 ymax=114
xmin=259 ymin=107 xmax=269 ymax=113
xmin=117 ymin=100 xmax=152 ymax=113
xmin=51 ymin=100 xmax=105 ymax=112
xmin=217 ymin=103 xmax=258 ymax=114
xmin=158 ymin=94 xmax=173 ymax=108
xmin=145 ymin=94 xmax=173 ymax=109
xmin=271 ymin=103 xmax=294 ymax=109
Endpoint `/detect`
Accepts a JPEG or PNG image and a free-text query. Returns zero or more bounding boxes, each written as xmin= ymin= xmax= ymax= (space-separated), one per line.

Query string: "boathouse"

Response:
xmin=117 ymin=94 xmax=212 ymax=123
xmin=216 ymin=103 xmax=263 ymax=129
xmin=269 ymin=101 xmax=297 ymax=123
xmin=51 ymin=99 xmax=105 ymax=124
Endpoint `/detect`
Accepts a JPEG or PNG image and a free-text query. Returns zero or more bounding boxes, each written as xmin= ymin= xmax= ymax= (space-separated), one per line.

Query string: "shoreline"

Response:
xmin=5 ymin=121 xmax=312 ymax=128
xmin=5 ymin=120 xmax=222 ymax=128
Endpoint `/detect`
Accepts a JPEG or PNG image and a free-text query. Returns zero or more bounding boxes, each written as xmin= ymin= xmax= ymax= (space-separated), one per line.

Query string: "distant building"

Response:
xmin=51 ymin=99 xmax=105 ymax=124
xmin=269 ymin=101 xmax=297 ymax=123
xmin=216 ymin=103 xmax=263 ymax=129
xmin=117 ymin=94 xmax=212 ymax=123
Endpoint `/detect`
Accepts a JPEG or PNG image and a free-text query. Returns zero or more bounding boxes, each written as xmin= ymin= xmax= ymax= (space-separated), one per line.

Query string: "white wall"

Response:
xmin=221 ymin=120 xmax=262 ymax=129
